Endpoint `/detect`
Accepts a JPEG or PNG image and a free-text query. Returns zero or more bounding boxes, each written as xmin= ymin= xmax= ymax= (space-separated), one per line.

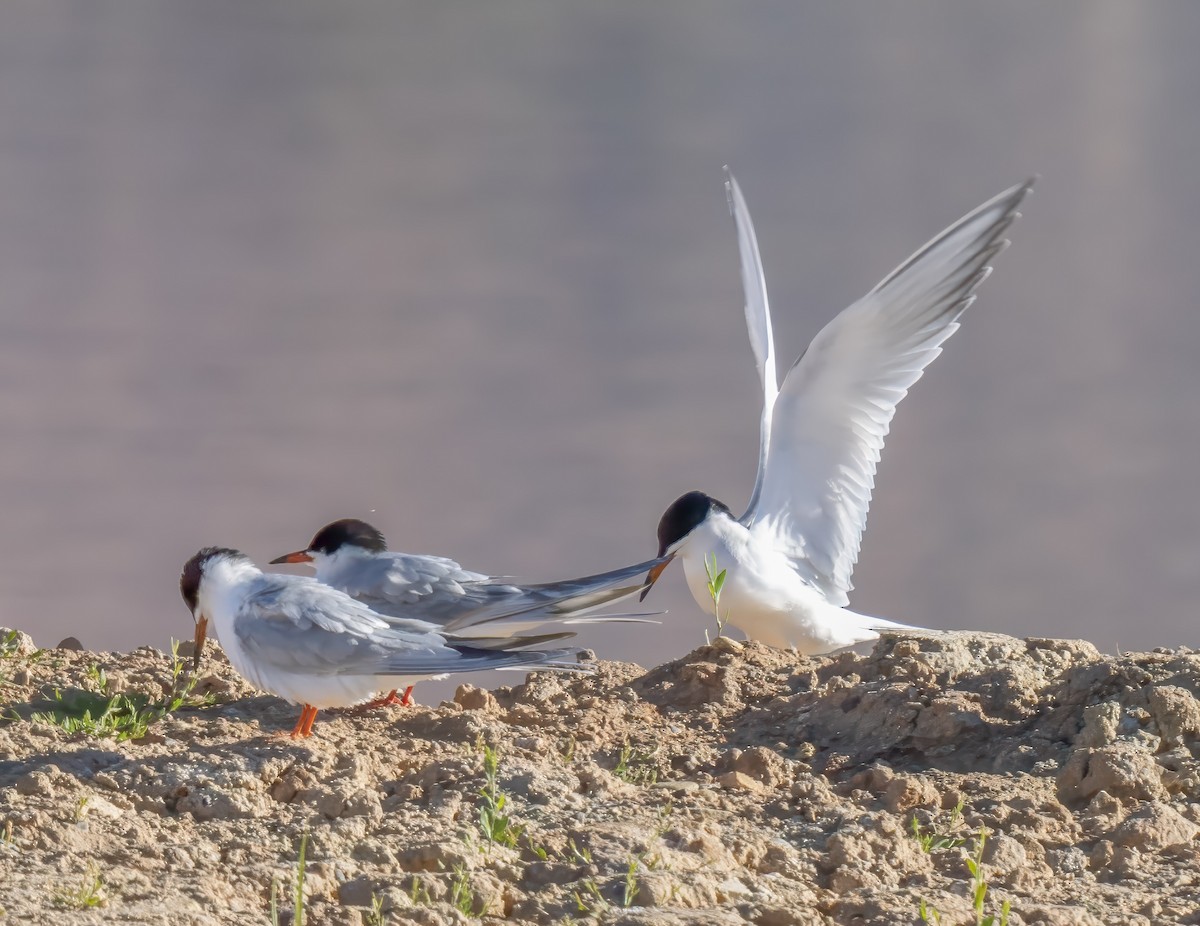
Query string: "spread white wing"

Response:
xmin=726 ymin=171 xmax=779 ymax=521
xmin=747 ymin=179 xmax=1034 ymax=606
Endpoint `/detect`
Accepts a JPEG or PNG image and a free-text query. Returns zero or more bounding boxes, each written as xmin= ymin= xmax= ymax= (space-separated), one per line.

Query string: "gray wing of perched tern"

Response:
xmin=324 ymin=552 xmax=500 ymax=620
xmin=232 ymin=573 xmax=583 ymax=677
xmin=335 ymin=553 xmax=669 ymax=636
xmin=726 ymin=170 xmax=779 ymax=525
xmin=745 ymin=178 xmax=1035 ymax=607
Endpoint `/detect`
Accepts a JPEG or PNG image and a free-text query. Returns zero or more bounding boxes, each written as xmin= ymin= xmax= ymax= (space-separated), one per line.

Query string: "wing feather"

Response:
xmin=748 ymin=179 xmax=1034 ymax=606
xmin=441 ymin=555 xmax=667 ymax=633
xmin=233 ymin=574 xmax=587 ymax=677
xmin=726 ymin=171 xmax=779 ymax=521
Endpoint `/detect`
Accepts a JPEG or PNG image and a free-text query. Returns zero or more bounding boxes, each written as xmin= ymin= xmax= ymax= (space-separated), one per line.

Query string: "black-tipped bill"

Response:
xmin=638 ymin=554 xmax=675 ymax=602
xmin=269 ymin=550 xmax=314 ymax=565
xmin=639 ymin=490 xmax=730 ymax=601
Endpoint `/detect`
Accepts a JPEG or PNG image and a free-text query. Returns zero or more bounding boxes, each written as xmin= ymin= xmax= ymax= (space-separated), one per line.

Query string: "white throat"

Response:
xmin=199 ymin=556 xmax=261 ymax=631
xmin=313 ymin=547 xmax=373 ymax=585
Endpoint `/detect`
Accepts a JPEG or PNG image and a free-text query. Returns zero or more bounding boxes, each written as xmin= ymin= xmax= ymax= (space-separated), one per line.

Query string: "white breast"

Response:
xmin=676 ymin=514 xmax=880 ymax=654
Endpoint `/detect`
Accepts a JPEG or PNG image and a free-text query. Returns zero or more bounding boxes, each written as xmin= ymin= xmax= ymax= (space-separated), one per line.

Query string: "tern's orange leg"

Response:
xmin=289 ymin=705 xmax=310 ymax=738
xmin=290 ymin=704 xmax=317 ymax=738
xmin=360 ymin=687 xmax=415 ymax=710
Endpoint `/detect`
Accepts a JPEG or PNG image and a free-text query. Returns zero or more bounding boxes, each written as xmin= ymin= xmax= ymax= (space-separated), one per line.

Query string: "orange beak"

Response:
xmin=638 ymin=554 xmax=675 ymax=602
xmin=193 ymin=614 xmax=208 ymax=671
xmin=269 ymin=550 xmax=314 ymax=565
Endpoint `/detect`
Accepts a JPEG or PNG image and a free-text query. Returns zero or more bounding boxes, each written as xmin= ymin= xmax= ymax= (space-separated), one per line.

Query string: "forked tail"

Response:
xmin=847 ymin=610 xmax=939 ymax=636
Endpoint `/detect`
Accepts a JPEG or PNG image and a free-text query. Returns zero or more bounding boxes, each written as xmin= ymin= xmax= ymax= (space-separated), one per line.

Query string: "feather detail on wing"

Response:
xmin=232 ymin=575 xmax=442 ymax=675
xmin=232 ymin=574 xmax=589 ymax=677
xmin=726 ymin=170 xmax=779 ymax=522
xmin=441 ymin=555 xmax=668 ymax=634
xmin=747 ymin=178 xmax=1034 ymax=606
xmin=327 ymin=549 xmax=664 ymax=634
xmin=328 ymin=553 xmax=505 ymax=622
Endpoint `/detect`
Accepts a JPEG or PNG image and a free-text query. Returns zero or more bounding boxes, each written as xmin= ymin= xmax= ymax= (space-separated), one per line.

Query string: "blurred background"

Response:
xmin=1 ymin=2 xmax=1198 ymax=699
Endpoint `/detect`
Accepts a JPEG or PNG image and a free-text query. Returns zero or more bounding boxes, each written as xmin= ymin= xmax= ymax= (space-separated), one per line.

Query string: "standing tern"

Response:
xmin=641 ymin=174 xmax=1034 ymax=654
xmin=269 ymin=518 xmax=667 ymax=704
xmin=182 ymin=547 xmax=588 ymax=737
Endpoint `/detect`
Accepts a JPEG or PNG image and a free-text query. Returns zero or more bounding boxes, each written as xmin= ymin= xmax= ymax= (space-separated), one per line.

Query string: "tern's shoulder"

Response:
xmin=239 ymin=573 xmax=388 ymax=632
xmin=387 ymin=550 xmax=489 ymax=583
xmin=348 ymin=550 xmax=493 ymax=603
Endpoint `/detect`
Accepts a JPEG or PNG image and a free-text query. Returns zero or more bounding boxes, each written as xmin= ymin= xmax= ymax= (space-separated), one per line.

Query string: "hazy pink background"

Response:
xmin=2 ymin=4 xmax=1198 ymax=701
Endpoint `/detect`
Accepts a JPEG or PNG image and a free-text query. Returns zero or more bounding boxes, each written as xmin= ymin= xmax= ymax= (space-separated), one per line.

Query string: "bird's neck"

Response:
xmin=314 ymin=549 xmax=369 ymax=583
xmin=680 ymin=510 xmax=746 ymax=561
xmin=201 ymin=558 xmax=262 ymax=628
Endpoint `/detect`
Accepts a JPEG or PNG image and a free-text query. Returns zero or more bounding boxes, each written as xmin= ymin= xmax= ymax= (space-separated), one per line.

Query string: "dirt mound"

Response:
xmin=2 ymin=629 xmax=1199 ymax=925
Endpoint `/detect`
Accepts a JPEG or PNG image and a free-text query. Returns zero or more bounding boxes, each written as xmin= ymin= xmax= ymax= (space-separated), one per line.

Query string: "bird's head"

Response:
xmin=639 ymin=491 xmax=731 ymax=601
xmin=269 ymin=518 xmax=388 ymax=570
xmin=180 ymin=546 xmax=252 ymax=670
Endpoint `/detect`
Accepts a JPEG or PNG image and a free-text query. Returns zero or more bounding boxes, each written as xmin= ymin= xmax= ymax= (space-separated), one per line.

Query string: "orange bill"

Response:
xmin=193 ymin=614 xmax=208 ymax=671
xmin=638 ymin=554 xmax=675 ymax=602
xmin=269 ymin=550 xmax=313 ymax=565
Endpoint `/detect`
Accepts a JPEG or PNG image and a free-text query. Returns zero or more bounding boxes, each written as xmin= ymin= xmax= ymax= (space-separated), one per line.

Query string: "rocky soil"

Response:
xmin=2 ymin=628 xmax=1200 ymax=925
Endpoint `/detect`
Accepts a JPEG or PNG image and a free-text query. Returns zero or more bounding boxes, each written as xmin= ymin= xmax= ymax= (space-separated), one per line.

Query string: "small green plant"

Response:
xmin=622 ymin=856 xmax=641 ymax=907
xmin=966 ymin=829 xmax=1010 ymax=926
xmin=271 ymin=829 xmax=309 ymax=926
xmin=703 ymin=553 xmax=728 ymax=641
xmin=449 ymin=863 xmax=484 ymax=917
xmin=30 ymin=640 xmax=212 ymax=741
xmin=366 ymin=892 xmax=387 ymax=926
xmin=559 ymin=734 xmax=576 ymax=763
xmin=408 ymin=876 xmax=431 ymax=906
xmin=910 ymin=798 xmax=967 ymax=853
xmin=0 ymin=629 xmax=24 ymax=658
xmin=32 ymin=689 xmax=154 ymax=740
xmin=613 ymin=741 xmax=658 ymax=786
xmin=565 ymin=838 xmax=592 ymax=865
xmin=52 ymin=862 xmax=105 ymax=909
xmin=84 ymin=664 xmax=108 ymax=693
xmin=2 ymin=820 xmax=15 ymax=846
xmin=162 ymin=637 xmax=213 ymax=713
xmin=477 ymin=742 xmax=523 ymax=849
xmin=653 ymin=799 xmax=675 ymax=839
xmin=917 ymin=825 xmax=1012 ymax=926
xmin=573 ymin=877 xmax=607 ymax=914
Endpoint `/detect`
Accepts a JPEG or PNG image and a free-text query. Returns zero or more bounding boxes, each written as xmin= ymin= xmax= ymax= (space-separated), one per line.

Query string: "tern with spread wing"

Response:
xmin=270 ymin=518 xmax=666 ymax=703
xmin=641 ymin=174 xmax=1034 ymax=653
xmin=182 ymin=546 xmax=588 ymax=737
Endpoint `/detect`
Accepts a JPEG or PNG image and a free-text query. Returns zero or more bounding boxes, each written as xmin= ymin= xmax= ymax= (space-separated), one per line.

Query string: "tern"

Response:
xmin=182 ymin=546 xmax=589 ymax=737
xmin=642 ymin=174 xmax=1034 ymax=653
xmin=270 ymin=518 xmax=666 ymax=704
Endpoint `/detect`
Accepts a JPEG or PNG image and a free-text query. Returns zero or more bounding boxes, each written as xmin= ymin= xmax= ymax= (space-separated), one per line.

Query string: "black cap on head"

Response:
xmin=655 ymin=491 xmax=730 ymax=556
xmin=180 ymin=547 xmax=246 ymax=613
xmin=308 ymin=519 xmax=388 ymax=556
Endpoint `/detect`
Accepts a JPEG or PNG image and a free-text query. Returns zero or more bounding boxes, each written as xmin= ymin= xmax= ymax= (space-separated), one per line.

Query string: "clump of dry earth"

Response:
xmin=2 ymin=628 xmax=1200 ymax=925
